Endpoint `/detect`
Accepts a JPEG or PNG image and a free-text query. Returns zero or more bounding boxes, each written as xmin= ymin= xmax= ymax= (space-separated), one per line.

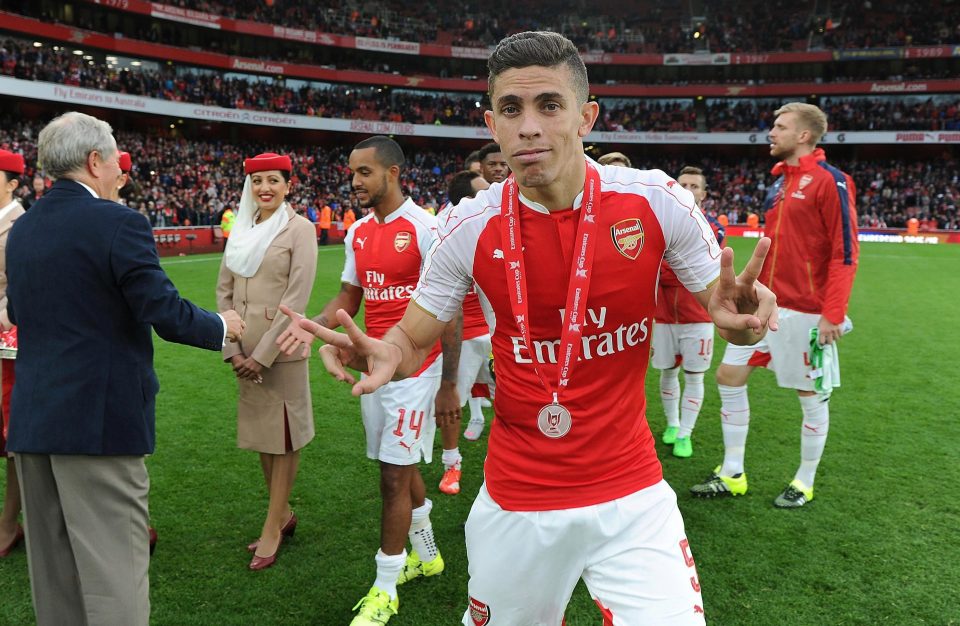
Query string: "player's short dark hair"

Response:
xmin=353 ymin=135 xmax=405 ymax=169
xmin=488 ymin=31 xmax=589 ymax=104
xmin=464 ymin=150 xmax=481 ymax=169
xmin=679 ymin=165 xmax=707 ymax=187
xmin=478 ymin=143 xmax=502 ymax=162
xmin=448 ymin=170 xmax=483 ymax=206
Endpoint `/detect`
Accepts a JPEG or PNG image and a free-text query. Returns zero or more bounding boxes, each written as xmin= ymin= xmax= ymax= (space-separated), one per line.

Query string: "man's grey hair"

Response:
xmin=38 ymin=112 xmax=117 ymax=180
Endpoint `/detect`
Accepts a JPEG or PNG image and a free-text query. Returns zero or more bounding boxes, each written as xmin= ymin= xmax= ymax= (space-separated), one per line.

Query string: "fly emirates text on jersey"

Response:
xmin=364 ymin=270 xmax=416 ymax=301
xmin=511 ymin=306 xmax=650 ymax=364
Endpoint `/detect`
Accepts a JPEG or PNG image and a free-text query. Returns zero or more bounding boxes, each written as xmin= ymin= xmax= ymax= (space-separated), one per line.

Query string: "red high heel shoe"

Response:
xmin=0 ymin=524 xmax=23 ymax=558
xmin=249 ymin=547 xmax=278 ymax=570
xmin=246 ymin=511 xmax=297 ymax=552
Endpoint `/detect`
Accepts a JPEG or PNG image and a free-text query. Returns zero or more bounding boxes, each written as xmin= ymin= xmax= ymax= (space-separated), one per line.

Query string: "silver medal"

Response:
xmin=537 ymin=403 xmax=573 ymax=439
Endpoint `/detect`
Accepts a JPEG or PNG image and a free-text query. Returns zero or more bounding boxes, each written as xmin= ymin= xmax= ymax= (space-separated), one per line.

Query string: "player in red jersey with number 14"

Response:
xmin=278 ymin=136 xmax=455 ymax=626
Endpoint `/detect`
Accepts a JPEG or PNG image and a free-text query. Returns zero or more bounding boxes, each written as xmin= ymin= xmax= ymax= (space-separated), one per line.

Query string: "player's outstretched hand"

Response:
xmin=708 ymin=237 xmax=779 ymax=343
xmin=304 ymin=309 xmax=402 ymax=396
xmin=276 ymin=305 xmax=314 ymax=358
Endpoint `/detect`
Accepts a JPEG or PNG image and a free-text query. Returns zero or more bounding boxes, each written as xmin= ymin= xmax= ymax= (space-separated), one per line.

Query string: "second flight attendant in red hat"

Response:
xmin=0 ymin=149 xmax=26 ymax=558
xmin=216 ymin=153 xmax=318 ymax=570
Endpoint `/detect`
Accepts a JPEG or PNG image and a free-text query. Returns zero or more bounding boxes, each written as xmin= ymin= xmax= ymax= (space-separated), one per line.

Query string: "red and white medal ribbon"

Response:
xmin=500 ymin=160 xmax=601 ymax=438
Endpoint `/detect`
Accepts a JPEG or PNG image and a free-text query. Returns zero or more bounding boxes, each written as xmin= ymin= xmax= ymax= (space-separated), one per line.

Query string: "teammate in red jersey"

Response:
xmin=279 ymin=136 xmax=451 ymax=625
xmin=478 ymin=142 xmax=509 ymax=184
xmin=652 ymin=166 xmax=725 ymax=459
xmin=281 ymin=32 xmax=777 ymax=625
xmin=690 ymin=102 xmax=858 ymax=508
xmin=435 ymin=170 xmax=493 ymax=496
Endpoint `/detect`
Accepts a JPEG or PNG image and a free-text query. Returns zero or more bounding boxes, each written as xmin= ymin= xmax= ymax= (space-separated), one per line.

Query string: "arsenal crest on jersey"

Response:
xmin=611 ymin=218 xmax=645 ymax=260
xmin=394 ymin=231 xmax=411 ymax=253
xmin=468 ymin=597 xmax=491 ymax=626
xmin=799 ymin=174 xmax=814 ymax=190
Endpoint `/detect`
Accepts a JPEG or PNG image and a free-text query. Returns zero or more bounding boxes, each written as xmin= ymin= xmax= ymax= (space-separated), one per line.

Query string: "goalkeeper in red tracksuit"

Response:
xmin=691 ymin=102 xmax=858 ymax=508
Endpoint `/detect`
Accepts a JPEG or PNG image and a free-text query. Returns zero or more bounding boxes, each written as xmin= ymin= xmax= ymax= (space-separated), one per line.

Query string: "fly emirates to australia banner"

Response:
xmin=3 ymin=76 xmax=960 ymax=145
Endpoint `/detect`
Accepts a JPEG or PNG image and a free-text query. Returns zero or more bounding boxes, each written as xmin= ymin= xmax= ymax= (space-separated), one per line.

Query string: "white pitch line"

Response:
xmin=160 ymin=256 xmax=221 ymax=265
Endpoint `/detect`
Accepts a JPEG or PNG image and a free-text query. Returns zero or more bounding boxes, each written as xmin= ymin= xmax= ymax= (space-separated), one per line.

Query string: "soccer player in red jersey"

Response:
xmin=435 ymin=170 xmax=494 ymax=496
xmin=478 ymin=142 xmax=509 ymax=184
xmin=282 ymin=32 xmax=778 ymax=625
xmin=280 ymin=136 xmax=452 ymax=625
xmin=691 ymin=103 xmax=858 ymax=508
xmin=652 ymin=166 xmax=725 ymax=459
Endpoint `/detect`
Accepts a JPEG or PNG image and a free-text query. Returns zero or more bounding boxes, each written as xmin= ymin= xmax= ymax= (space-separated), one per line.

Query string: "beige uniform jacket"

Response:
xmin=216 ymin=207 xmax=317 ymax=366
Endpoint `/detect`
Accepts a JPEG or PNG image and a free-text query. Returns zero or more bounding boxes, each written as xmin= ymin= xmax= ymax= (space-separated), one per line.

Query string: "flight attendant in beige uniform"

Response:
xmin=217 ymin=153 xmax=318 ymax=570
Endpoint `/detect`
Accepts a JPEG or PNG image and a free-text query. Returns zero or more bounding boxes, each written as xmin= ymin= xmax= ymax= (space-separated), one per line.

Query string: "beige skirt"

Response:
xmin=236 ymin=359 xmax=314 ymax=454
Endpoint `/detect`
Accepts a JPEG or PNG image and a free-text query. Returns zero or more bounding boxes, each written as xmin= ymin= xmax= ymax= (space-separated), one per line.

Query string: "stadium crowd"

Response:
xmin=1 ymin=118 xmax=956 ymax=230
xmin=3 ymin=37 xmax=960 ymax=133
xmin=707 ymin=97 xmax=960 ymax=132
xmin=65 ymin=0 xmax=960 ymax=53
xmin=819 ymin=0 xmax=960 ymax=50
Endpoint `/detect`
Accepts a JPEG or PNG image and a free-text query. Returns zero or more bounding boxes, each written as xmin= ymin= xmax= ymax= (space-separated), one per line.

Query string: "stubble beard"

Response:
xmin=357 ymin=177 xmax=387 ymax=209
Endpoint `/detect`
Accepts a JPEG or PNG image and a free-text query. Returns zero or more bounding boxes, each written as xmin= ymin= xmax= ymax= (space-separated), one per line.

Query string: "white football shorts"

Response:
xmin=651 ymin=322 xmax=715 ymax=373
xmin=457 ymin=334 xmax=493 ymax=404
xmin=720 ymin=308 xmax=822 ymax=391
xmin=359 ymin=373 xmax=440 ymax=465
xmin=461 ymin=480 xmax=705 ymax=625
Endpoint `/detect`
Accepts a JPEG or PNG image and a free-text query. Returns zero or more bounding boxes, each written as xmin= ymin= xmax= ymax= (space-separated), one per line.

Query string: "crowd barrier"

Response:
xmin=723 ymin=224 xmax=960 ymax=245
xmin=153 ymin=224 xmax=346 ymax=256
xmin=153 ymin=223 xmax=958 ymax=257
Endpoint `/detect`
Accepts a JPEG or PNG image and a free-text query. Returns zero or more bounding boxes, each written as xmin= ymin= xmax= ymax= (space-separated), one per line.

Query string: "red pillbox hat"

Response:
xmin=118 ymin=151 xmax=132 ymax=173
xmin=0 ymin=150 xmax=25 ymax=175
xmin=243 ymin=153 xmax=292 ymax=175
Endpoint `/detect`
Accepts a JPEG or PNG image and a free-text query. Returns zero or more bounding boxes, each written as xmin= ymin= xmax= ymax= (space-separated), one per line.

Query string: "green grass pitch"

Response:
xmin=0 ymin=238 xmax=957 ymax=625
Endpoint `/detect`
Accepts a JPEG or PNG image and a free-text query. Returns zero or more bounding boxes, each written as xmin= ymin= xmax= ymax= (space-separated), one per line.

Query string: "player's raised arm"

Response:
xmin=297 ymin=301 xmax=448 ymax=396
xmin=696 ymin=237 xmax=779 ymax=345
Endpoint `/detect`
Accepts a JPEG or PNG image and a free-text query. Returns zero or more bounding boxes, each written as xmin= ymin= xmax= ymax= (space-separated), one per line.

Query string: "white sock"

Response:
xmin=796 ymin=394 xmax=830 ymax=487
xmin=678 ymin=371 xmax=705 ymax=439
xmin=409 ymin=499 xmax=439 ymax=562
xmin=441 ymin=448 xmax=461 ymax=469
xmin=373 ymin=548 xmax=406 ymax=599
xmin=467 ymin=397 xmax=484 ymax=422
xmin=719 ymin=384 xmax=750 ymax=476
xmin=660 ymin=368 xmax=681 ymax=428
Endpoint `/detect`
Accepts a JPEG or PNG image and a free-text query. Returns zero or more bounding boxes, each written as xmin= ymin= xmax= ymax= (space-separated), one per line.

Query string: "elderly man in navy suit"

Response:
xmin=4 ymin=111 xmax=244 ymax=626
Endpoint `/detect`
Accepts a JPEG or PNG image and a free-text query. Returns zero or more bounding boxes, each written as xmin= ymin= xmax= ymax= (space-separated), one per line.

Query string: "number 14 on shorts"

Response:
xmin=392 ymin=408 xmax=425 ymax=440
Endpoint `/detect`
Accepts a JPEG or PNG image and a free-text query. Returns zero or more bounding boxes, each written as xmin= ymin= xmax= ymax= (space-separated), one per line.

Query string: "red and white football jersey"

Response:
xmin=343 ymin=198 xmax=441 ymax=376
xmin=414 ymin=163 xmax=721 ymax=510
xmin=438 ymin=204 xmax=492 ymax=342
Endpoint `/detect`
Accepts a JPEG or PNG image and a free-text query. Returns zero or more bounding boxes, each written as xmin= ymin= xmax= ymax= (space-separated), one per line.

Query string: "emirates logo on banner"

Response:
xmin=469 ymin=597 xmax=491 ymax=626
xmin=394 ymin=231 xmax=411 ymax=253
xmin=611 ymin=218 xmax=645 ymax=260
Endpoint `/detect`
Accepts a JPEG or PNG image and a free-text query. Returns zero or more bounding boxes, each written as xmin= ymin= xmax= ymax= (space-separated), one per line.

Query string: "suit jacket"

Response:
xmin=5 ymin=179 xmax=224 ymax=455
xmin=217 ymin=206 xmax=317 ymax=366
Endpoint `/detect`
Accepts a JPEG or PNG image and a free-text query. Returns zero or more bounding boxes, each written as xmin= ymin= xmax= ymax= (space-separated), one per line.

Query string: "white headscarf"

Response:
xmin=224 ymin=174 xmax=290 ymax=277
